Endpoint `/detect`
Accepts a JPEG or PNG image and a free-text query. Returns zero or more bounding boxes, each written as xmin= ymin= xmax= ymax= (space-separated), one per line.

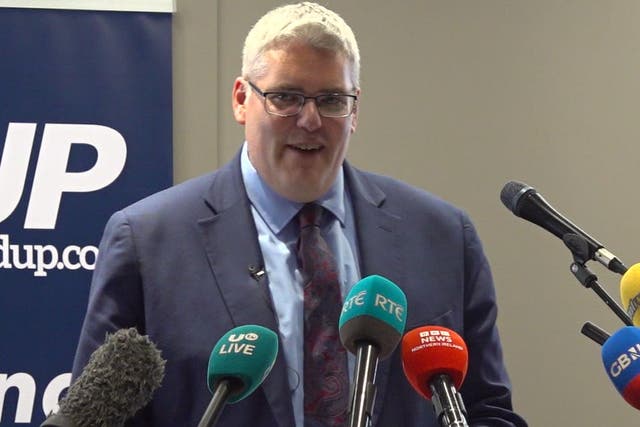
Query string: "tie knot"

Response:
xmin=298 ymin=203 xmax=323 ymax=229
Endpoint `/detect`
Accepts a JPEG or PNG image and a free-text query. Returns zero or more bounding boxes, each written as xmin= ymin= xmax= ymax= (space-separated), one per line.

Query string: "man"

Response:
xmin=72 ymin=2 xmax=527 ymax=426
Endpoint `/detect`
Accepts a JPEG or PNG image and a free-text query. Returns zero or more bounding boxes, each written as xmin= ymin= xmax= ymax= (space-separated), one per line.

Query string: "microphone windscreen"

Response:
xmin=401 ymin=325 xmax=468 ymax=400
xmin=499 ymin=180 xmax=531 ymax=214
xmin=602 ymin=326 xmax=640 ymax=410
xmin=207 ymin=324 xmax=278 ymax=404
xmin=58 ymin=328 xmax=165 ymax=427
xmin=620 ymin=264 xmax=640 ymax=326
xmin=338 ymin=275 xmax=407 ymax=359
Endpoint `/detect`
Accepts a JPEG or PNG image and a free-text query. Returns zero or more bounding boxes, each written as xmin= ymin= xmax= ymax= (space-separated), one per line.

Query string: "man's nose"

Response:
xmin=296 ymin=99 xmax=322 ymax=131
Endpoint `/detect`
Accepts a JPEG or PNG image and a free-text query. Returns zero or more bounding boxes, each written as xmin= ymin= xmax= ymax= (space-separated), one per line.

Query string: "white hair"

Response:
xmin=242 ymin=2 xmax=360 ymax=87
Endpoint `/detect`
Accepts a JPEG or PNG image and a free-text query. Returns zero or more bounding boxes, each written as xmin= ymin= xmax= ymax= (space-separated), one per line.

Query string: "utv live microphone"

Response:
xmin=401 ymin=326 xmax=469 ymax=427
xmin=40 ymin=328 xmax=166 ymax=427
xmin=620 ymin=264 xmax=640 ymax=326
xmin=197 ymin=324 xmax=278 ymax=427
xmin=500 ymin=180 xmax=627 ymax=275
xmin=339 ymin=275 xmax=408 ymax=427
xmin=601 ymin=326 xmax=640 ymax=410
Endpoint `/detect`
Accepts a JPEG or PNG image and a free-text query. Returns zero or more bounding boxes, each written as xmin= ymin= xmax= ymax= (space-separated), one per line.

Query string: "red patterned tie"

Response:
xmin=297 ymin=203 xmax=349 ymax=426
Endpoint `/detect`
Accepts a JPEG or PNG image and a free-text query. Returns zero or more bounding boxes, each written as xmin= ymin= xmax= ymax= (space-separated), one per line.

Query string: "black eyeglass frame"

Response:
xmin=246 ymin=80 xmax=358 ymax=118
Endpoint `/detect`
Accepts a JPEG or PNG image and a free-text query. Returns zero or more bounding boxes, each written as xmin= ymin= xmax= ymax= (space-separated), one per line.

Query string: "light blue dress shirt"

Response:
xmin=240 ymin=143 xmax=360 ymax=427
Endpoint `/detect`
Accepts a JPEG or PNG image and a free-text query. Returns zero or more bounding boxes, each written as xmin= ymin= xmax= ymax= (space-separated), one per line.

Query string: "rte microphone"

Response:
xmin=339 ymin=275 xmax=408 ymax=427
xmin=601 ymin=326 xmax=640 ymax=410
xmin=41 ymin=328 xmax=166 ymax=427
xmin=401 ymin=326 xmax=469 ymax=427
xmin=500 ymin=180 xmax=627 ymax=275
xmin=620 ymin=264 xmax=640 ymax=325
xmin=197 ymin=324 xmax=278 ymax=427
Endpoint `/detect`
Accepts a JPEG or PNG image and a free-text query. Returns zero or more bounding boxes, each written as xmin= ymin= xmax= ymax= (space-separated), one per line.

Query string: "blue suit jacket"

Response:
xmin=72 ymin=152 xmax=526 ymax=426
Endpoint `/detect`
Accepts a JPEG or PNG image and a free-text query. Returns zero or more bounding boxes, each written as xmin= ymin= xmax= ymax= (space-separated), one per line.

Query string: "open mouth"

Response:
xmin=289 ymin=144 xmax=323 ymax=152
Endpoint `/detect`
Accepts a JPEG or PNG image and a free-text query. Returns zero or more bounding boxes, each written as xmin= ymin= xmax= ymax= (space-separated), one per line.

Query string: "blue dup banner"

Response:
xmin=0 ymin=4 xmax=173 ymax=425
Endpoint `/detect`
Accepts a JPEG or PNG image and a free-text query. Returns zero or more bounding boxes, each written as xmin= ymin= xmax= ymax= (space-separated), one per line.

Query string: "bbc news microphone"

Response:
xmin=197 ymin=324 xmax=278 ymax=427
xmin=601 ymin=326 xmax=640 ymax=410
xmin=339 ymin=275 xmax=408 ymax=427
xmin=41 ymin=328 xmax=166 ymax=427
xmin=401 ymin=326 xmax=469 ymax=427
xmin=620 ymin=263 xmax=640 ymax=325
xmin=500 ymin=180 xmax=627 ymax=274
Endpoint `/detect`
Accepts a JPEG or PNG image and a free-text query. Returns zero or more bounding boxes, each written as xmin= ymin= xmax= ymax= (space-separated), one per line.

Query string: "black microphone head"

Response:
xmin=499 ymin=180 xmax=534 ymax=215
xmin=58 ymin=328 xmax=165 ymax=427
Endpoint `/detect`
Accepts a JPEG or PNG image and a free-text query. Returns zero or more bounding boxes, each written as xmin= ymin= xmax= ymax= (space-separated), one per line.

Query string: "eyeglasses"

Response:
xmin=247 ymin=80 xmax=358 ymax=118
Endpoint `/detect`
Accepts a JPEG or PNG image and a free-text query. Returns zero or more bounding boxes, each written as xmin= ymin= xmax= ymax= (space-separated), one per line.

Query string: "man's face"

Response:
xmin=233 ymin=42 xmax=359 ymax=203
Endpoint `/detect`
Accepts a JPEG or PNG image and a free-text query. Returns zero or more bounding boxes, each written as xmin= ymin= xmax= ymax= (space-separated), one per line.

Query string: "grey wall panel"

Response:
xmin=173 ymin=1 xmax=640 ymax=425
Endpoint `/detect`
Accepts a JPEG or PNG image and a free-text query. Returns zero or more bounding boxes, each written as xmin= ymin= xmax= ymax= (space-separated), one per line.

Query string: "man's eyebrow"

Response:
xmin=265 ymin=84 xmax=352 ymax=94
xmin=264 ymin=85 xmax=303 ymax=93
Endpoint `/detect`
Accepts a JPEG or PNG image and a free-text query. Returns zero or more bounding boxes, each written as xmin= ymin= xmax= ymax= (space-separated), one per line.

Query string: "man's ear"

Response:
xmin=350 ymin=88 xmax=361 ymax=134
xmin=232 ymin=78 xmax=248 ymax=124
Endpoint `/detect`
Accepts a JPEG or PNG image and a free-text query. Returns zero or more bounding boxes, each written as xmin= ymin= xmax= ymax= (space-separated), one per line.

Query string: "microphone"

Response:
xmin=500 ymin=180 xmax=627 ymax=274
xmin=581 ymin=321 xmax=611 ymax=346
xmin=198 ymin=324 xmax=279 ymax=427
xmin=401 ymin=325 xmax=469 ymax=427
xmin=620 ymin=264 xmax=640 ymax=325
xmin=41 ymin=328 xmax=166 ymax=427
xmin=601 ymin=326 xmax=640 ymax=410
xmin=339 ymin=275 xmax=408 ymax=427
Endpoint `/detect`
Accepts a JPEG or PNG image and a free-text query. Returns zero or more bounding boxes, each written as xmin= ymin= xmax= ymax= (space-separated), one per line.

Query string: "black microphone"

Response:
xmin=339 ymin=275 xmax=408 ymax=427
xmin=41 ymin=328 xmax=165 ymax=427
xmin=581 ymin=321 xmax=611 ymax=346
xmin=500 ymin=180 xmax=627 ymax=275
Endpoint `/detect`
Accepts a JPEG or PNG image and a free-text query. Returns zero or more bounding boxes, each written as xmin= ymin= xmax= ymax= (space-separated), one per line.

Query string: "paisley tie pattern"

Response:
xmin=297 ymin=203 xmax=349 ymax=426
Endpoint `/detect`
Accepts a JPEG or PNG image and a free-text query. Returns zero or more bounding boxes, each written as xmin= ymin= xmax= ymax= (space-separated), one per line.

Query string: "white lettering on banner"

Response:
xmin=0 ymin=122 xmax=127 ymax=229
xmin=0 ymin=372 xmax=70 ymax=424
xmin=0 ymin=234 xmax=98 ymax=277
xmin=42 ymin=373 xmax=71 ymax=417
xmin=0 ymin=373 xmax=35 ymax=423
xmin=0 ymin=123 xmax=36 ymax=225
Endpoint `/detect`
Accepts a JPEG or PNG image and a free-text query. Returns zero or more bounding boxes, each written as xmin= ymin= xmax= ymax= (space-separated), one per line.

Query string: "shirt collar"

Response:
xmin=240 ymin=142 xmax=346 ymax=234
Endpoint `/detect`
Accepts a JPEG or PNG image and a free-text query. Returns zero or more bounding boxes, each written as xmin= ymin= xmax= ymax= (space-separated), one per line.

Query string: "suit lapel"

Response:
xmin=195 ymin=157 xmax=402 ymax=427
xmin=344 ymin=163 xmax=405 ymax=427
xmin=197 ymin=154 xmax=295 ymax=427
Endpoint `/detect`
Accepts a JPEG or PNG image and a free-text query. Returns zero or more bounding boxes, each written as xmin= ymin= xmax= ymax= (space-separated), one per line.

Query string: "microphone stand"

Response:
xmin=348 ymin=343 xmax=379 ymax=427
xmin=197 ymin=380 xmax=233 ymax=427
xmin=429 ymin=375 xmax=469 ymax=427
xmin=563 ymin=234 xmax=632 ymax=326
